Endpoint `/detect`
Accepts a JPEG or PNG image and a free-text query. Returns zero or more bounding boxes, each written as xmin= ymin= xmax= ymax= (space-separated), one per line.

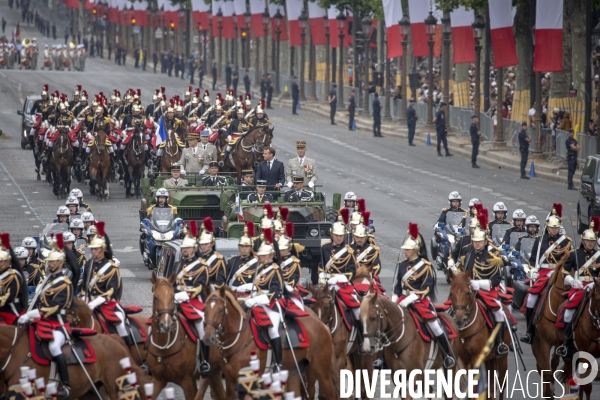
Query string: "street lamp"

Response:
xmin=399 ymin=14 xmax=410 ymax=120
xmin=441 ymin=13 xmax=451 ymax=130
xmin=262 ymin=8 xmax=269 ymax=78
xmin=298 ymin=9 xmax=307 ymax=101
xmin=336 ymin=11 xmax=347 ymax=111
xmin=178 ymin=9 xmax=185 ymax=55
xmin=472 ymin=13 xmax=485 ymax=119
xmin=243 ymin=10 xmax=251 ymax=68
xmin=424 ymin=11 xmax=437 ymax=125
xmin=274 ymin=9 xmax=283 ymax=96
xmin=217 ymin=8 xmax=223 ymax=81
xmin=361 ymin=15 xmax=372 ymax=114
xmin=324 ymin=16 xmax=330 ymax=97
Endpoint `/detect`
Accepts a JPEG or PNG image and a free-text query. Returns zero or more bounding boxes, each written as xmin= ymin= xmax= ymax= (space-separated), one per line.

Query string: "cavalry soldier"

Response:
xmin=197 ymin=219 xmax=227 ymax=288
xmin=63 ymin=232 xmax=86 ymax=291
xmin=438 ymin=191 xmax=468 ymax=227
xmin=120 ymin=102 xmax=144 ymax=131
xmin=145 ymin=90 xmax=161 ymax=119
xmin=198 ymin=91 xmax=212 ymax=118
xmin=206 ymin=102 xmax=228 ymax=131
xmin=72 ymin=90 xmax=89 ymax=118
xmin=186 ymin=94 xmax=200 ymax=120
xmin=146 ymin=188 xmax=178 ymax=218
xmin=243 ymin=230 xmax=285 ymax=372
xmin=278 ymin=231 xmax=306 ymax=311
xmin=163 ymin=162 xmax=188 ymax=188
xmin=555 ymin=219 xmax=600 ymax=358
xmin=69 ymin=188 xmax=92 ymax=213
xmin=173 ymin=221 xmax=211 ymax=375
xmin=459 ymin=198 xmax=481 ymax=228
xmin=247 ymin=180 xmax=273 ymax=203
xmin=183 ymin=86 xmax=193 ymax=106
xmin=502 ymin=209 xmax=528 ymax=248
xmin=390 ymin=225 xmax=456 ymax=369
xmin=285 ymin=140 xmax=318 ymax=189
xmin=352 ymin=217 xmax=381 ymax=277
xmin=0 ymin=237 xmax=28 ymax=326
xmin=14 ymin=245 xmax=44 ymax=287
xmin=449 ymin=210 xmax=480 ymax=269
xmin=18 ymin=235 xmax=72 ymax=399
xmin=111 ymin=92 xmax=125 ymax=120
xmin=163 ymin=101 xmax=178 ymax=132
xmin=488 ymin=202 xmax=511 ymax=245
xmin=283 ymin=176 xmax=313 ymax=202
xmin=521 ymin=205 xmax=572 ymax=344
xmin=42 ymin=101 xmax=75 ymax=163
xmin=460 ymin=217 xmax=510 ymax=356
xmin=81 ymin=105 xmax=117 ymax=174
xmin=202 ymin=162 xmax=228 ymax=187
xmin=174 ymin=100 xmax=188 ymax=125
xmin=119 ymin=103 xmax=147 ymax=172
xmin=69 ymin=85 xmax=82 ymax=110
xmin=31 ymin=84 xmax=51 ymax=120
xmin=219 ymin=107 xmax=250 ymax=166
xmin=227 ymin=223 xmax=258 ymax=288
xmin=250 ymin=102 xmax=270 ymax=128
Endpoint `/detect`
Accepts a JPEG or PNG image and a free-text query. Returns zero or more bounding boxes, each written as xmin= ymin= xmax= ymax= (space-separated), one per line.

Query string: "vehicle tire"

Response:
xmin=20 ymin=139 xmax=27 ymax=149
xmin=325 ymin=206 xmax=337 ymax=223
xmin=577 ymin=205 xmax=588 ymax=234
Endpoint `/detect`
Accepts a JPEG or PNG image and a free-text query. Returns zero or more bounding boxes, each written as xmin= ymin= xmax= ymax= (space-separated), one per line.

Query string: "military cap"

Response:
xmin=188 ymin=131 xmax=200 ymax=140
xmin=208 ymin=161 xmax=219 ymax=168
xmin=292 ymin=176 xmax=304 ymax=184
xmin=256 ymin=179 xmax=267 ymax=187
xmin=521 ymin=121 xmax=527 ymax=126
xmin=171 ymin=162 xmax=181 ymax=171
xmin=242 ymin=169 xmax=253 ymax=176
xmin=200 ymin=129 xmax=210 ymax=137
xmin=295 ymin=140 xmax=306 ymax=148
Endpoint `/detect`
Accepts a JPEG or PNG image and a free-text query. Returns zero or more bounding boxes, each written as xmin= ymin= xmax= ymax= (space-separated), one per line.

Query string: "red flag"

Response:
xmin=489 ymin=0 xmax=519 ymax=68
xmin=285 ymin=0 xmax=302 ymax=47
xmin=450 ymin=7 xmax=475 ymax=64
xmin=308 ymin=2 xmax=326 ymax=46
xmin=249 ymin=0 xmax=266 ymax=38
xmin=192 ymin=0 xmax=210 ymax=30
xmin=382 ymin=0 xmax=403 ymax=58
xmin=534 ymin=0 xmax=562 ymax=72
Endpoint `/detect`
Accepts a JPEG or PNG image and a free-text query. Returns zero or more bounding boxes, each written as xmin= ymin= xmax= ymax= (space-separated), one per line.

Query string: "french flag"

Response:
xmin=108 ymin=0 xmax=119 ymax=24
xmin=489 ymin=0 xmax=519 ymax=68
xmin=133 ymin=1 xmax=149 ymax=27
xmin=249 ymin=0 xmax=266 ymax=38
xmin=285 ymin=0 xmax=303 ymax=47
xmin=450 ymin=7 xmax=475 ymax=64
xmin=233 ymin=0 xmax=246 ymax=35
xmin=192 ymin=0 xmax=210 ymax=30
xmin=211 ymin=0 xmax=223 ymax=37
xmin=152 ymin=117 xmax=167 ymax=149
xmin=382 ymin=0 xmax=403 ymax=59
xmin=534 ymin=0 xmax=563 ymax=72
xmin=408 ymin=0 xmax=442 ymax=58
xmin=308 ymin=2 xmax=326 ymax=46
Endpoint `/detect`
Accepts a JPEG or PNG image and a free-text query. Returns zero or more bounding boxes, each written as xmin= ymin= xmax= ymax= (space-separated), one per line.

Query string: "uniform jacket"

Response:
xmin=163 ymin=177 xmax=188 ymax=188
xmin=285 ymin=157 xmax=317 ymax=186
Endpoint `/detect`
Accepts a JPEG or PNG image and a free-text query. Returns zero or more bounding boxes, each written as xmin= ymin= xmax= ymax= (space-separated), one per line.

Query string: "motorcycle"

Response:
xmin=432 ymin=222 xmax=461 ymax=283
xmin=139 ymin=207 xmax=183 ymax=271
xmin=504 ymin=248 xmax=529 ymax=310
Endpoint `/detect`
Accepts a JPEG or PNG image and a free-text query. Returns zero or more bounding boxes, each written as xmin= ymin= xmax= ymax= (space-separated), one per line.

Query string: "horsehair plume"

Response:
xmin=189 ymin=220 xmax=198 ymax=238
xmin=339 ymin=207 xmax=350 ymax=225
xmin=246 ymin=93 xmax=251 ymax=100
xmin=239 ymin=95 xmax=243 ymax=102
xmin=96 ymin=221 xmax=105 ymax=237
xmin=362 ymin=211 xmax=371 ymax=225
xmin=262 ymin=228 xmax=273 ymax=244
xmin=481 ymin=208 xmax=489 ymax=220
xmin=474 ymin=203 xmax=483 ymax=214
xmin=285 ymin=222 xmax=294 ymax=238
xmin=137 ymin=88 xmax=141 ymax=96
xmin=408 ymin=223 xmax=419 ymax=240
xmin=0 ymin=234 xmax=10 ymax=250
xmin=76 ymin=84 xmax=82 ymax=91
xmin=56 ymin=233 xmax=64 ymax=251
xmin=43 ymin=84 xmax=49 ymax=91
xmin=477 ymin=213 xmax=488 ymax=231
xmin=246 ymin=221 xmax=255 ymax=238
xmin=260 ymin=99 xmax=265 ymax=109
xmin=187 ymin=86 xmax=192 ymax=92
xmin=552 ymin=203 xmax=562 ymax=218
xmin=202 ymin=217 xmax=214 ymax=233
xmin=264 ymin=203 xmax=274 ymax=219
xmin=205 ymin=90 xmax=210 ymax=97
xmin=279 ymin=207 xmax=289 ymax=221
xmin=357 ymin=198 xmax=366 ymax=213
xmin=592 ymin=216 xmax=600 ymax=233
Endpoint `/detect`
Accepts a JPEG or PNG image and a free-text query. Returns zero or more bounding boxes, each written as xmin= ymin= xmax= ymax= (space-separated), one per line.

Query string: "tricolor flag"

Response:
xmin=152 ymin=116 xmax=167 ymax=149
xmin=285 ymin=0 xmax=303 ymax=47
xmin=211 ymin=0 xmax=223 ymax=37
xmin=221 ymin=0 xmax=236 ymax=39
xmin=85 ymin=0 xmax=94 ymax=11
xmin=192 ymin=0 xmax=210 ymax=31
xmin=382 ymin=0 xmax=403 ymax=58
xmin=308 ymin=2 xmax=326 ymax=46
xmin=489 ymin=0 xmax=519 ymax=68
xmin=408 ymin=0 xmax=441 ymax=58
xmin=233 ymin=0 xmax=247 ymax=35
xmin=133 ymin=1 xmax=149 ymax=27
xmin=534 ymin=0 xmax=563 ymax=72
xmin=249 ymin=0 xmax=266 ymax=38
xmin=450 ymin=7 xmax=475 ymax=64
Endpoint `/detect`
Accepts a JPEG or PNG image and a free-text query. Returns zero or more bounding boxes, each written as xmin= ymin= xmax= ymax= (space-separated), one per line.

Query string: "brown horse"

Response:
xmin=148 ymin=272 xmax=225 ymax=400
xmin=49 ymin=127 xmax=73 ymax=199
xmin=124 ymin=126 xmax=146 ymax=199
xmin=0 ymin=324 xmax=150 ymax=399
xmin=359 ymin=293 xmax=464 ymax=400
xmin=448 ymin=271 xmax=509 ymax=399
xmin=89 ymin=129 xmax=111 ymax=201
xmin=30 ymin=121 xmax=47 ymax=181
xmin=218 ymin=126 xmax=274 ymax=183
xmin=158 ymin=129 xmax=184 ymax=174
xmin=200 ymin=285 xmax=336 ymax=400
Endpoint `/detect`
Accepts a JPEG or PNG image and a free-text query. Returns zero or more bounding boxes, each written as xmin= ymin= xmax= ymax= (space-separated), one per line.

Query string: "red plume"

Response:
xmin=161 ymin=86 xmax=166 ymax=94
xmin=357 ymin=198 xmax=366 ymax=213
xmin=408 ymin=223 xmax=419 ymax=240
xmin=552 ymin=203 xmax=562 ymax=218
xmin=285 ymin=222 xmax=294 ymax=238
xmin=260 ymin=99 xmax=265 ymax=109
xmin=202 ymin=217 xmax=214 ymax=233
xmin=0 ymin=234 xmax=10 ymax=250
xmin=96 ymin=221 xmax=105 ymax=237
xmin=262 ymin=228 xmax=273 ymax=244
xmin=43 ymin=84 xmax=49 ymax=91
xmin=474 ymin=203 xmax=483 ymax=214
xmin=56 ymin=233 xmax=64 ymax=251
xmin=362 ymin=211 xmax=370 ymax=225
xmin=137 ymin=89 xmax=141 ymax=96
xmin=339 ymin=208 xmax=350 ymax=225
xmin=205 ymin=90 xmax=210 ymax=97
xmin=189 ymin=220 xmax=198 ymax=238
xmin=187 ymin=86 xmax=192 ymax=92
xmin=246 ymin=221 xmax=255 ymax=238
xmin=239 ymin=95 xmax=243 ymax=102
xmin=264 ymin=203 xmax=274 ymax=219
xmin=481 ymin=208 xmax=489 ymax=220
xmin=478 ymin=214 xmax=488 ymax=231
xmin=246 ymin=93 xmax=251 ymax=100
xmin=279 ymin=207 xmax=289 ymax=221
xmin=592 ymin=216 xmax=600 ymax=233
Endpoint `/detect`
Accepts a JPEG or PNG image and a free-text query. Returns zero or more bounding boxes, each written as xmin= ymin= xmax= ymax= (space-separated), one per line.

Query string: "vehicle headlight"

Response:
xmin=448 ymin=235 xmax=456 ymax=244
xmin=152 ymin=231 xmax=174 ymax=241
xmin=309 ymin=228 xmax=318 ymax=237
xmin=595 ymin=196 xmax=600 ymax=203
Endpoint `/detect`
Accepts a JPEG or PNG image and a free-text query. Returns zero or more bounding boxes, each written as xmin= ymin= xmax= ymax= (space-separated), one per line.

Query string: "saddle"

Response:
xmin=177 ymin=313 xmax=200 ymax=343
xmin=250 ymin=299 xmax=311 ymax=351
xmin=93 ymin=305 xmax=147 ymax=344
xmin=335 ymin=296 xmax=355 ymax=331
xmin=556 ymin=290 xmax=592 ymax=329
xmin=30 ymin=324 xmax=97 ymax=366
xmin=407 ymin=309 xmax=458 ymax=343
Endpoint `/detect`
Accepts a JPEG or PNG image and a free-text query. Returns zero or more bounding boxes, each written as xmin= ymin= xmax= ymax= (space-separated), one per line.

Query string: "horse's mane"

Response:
xmin=207 ymin=286 xmax=246 ymax=317
xmin=70 ymin=297 xmax=93 ymax=321
xmin=354 ymin=265 xmax=372 ymax=281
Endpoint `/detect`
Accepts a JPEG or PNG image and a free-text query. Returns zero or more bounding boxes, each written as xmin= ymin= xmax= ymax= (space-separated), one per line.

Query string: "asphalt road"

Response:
xmin=1 ymin=4 xmax=598 ymax=399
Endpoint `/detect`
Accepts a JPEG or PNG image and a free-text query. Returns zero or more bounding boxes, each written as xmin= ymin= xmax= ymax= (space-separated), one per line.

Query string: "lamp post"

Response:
xmin=298 ymin=9 xmax=307 ymax=102
xmin=178 ymin=9 xmax=185 ymax=56
xmin=262 ymin=9 xmax=269 ymax=77
xmin=399 ymin=14 xmax=410 ymax=121
xmin=243 ymin=11 xmax=251 ymax=68
xmin=159 ymin=6 xmax=165 ymax=51
xmin=441 ymin=13 xmax=451 ymax=130
xmin=361 ymin=15 xmax=371 ymax=114
xmin=324 ymin=16 xmax=330 ymax=98
xmin=274 ymin=9 xmax=282 ymax=96
xmin=336 ymin=11 xmax=346 ymax=111
xmin=425 ymin=11 xmax=437 ymax=125
xmin=594 ymin=21 xmax=600 ymax=153
xmin=472 ymin=13 xmax=485 ymax=120
xmin=232 ymin=13 xmax=237 ymax=68
xmin=216 ymin=8 xmax=223 ymax=80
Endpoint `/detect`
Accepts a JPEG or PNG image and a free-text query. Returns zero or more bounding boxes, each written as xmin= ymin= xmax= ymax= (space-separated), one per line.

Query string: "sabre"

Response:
xmin=569 ymin=215 xmax=580 ymax=282
xmin=497 ymin=306 xmax=526 ymax=371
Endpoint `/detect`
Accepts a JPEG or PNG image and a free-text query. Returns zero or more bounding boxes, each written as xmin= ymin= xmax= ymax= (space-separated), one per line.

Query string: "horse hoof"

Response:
xmin=36 ymin=175 xmax=40 ymax=181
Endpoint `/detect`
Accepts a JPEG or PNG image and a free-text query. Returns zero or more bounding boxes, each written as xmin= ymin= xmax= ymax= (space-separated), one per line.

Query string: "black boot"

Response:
xmin=199 ymin=342 xmax=211 ymax=376
xmin=271 ymin=337 xmax=283 ymax=372
xmin=42 ymin=147 xmax=52 ymax=163
xmin=54 ymin=354 xmax=71 ymax=399
xmin=355 ymin=320 xmax=367 ymax=354
xmin=556 ymin=323 xmax=574 ymax=358
xmin=123 ymin=335 xmax=135 ymax=347
xmin=145 ymin=149 xmax=153 ymax=167
xmin=218 ymin=149 xmax=231 ymax=167
xmin=495 ymin=322 xmax=509 ymax=356
xmin=435 ymin=333 xmax=456 ymax=369
xmin=372 ymin=358 xmax=384 ymax=370
xmin=520 ymin=308 xmax=535 ymax=344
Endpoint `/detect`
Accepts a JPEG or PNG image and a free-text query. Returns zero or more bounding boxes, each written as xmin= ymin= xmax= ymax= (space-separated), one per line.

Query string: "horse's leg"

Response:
xmin=205 ymin=371 xmax=227 ymax=400
xmin=533 ymin=335 xmax=553 ymax=398
xmin=180 ymin=375 xmax=197 ymax=400
xmin=128 ymin=165 xmax=135 ymax=196
xmin=150 ymin=378 xmax=168 ymax=400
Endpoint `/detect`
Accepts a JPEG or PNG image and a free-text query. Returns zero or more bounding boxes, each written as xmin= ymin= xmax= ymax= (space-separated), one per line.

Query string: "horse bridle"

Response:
xmin=203 ymin=294 xmax=248 ymax=352
xmin=153 ymin=281 xmax=177 ymax=333
xmin=203 ymin=295 xmax=228 ymax=337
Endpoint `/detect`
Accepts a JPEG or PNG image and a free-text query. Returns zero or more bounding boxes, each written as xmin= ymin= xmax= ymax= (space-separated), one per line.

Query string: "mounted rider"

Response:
xmin=42 ymin=99 xmax=75 ymax=164
xmin=351 ymin=213 xmax=381 ymax=277
xmin=145 ymin=89 xmax=162 ymax=119
xmin=0 ymin=235 xmax=28 ymax=326
xmin=227 ymin=223 xmax=258 ymax=289
xmin=72 ymin=90 xmax=89 ymax=118
xmin=206 ymin=100 xmax=229 ymax=132
xmin=81 ymin=101 xmax=117 ymax=175
xmin=69 ymin=85 xmax=82 ymax=110
xmin=63 ymin=231 xmax=87 ymax=292
xmin=197 ymin=218 xmax=227 ymax=288
xmin=555 ymin=217 xmax=600 ymax=358
xmin=219 ymin=106 xmax=250 ymax=167
xmin=520 ymin=204 xmax=572 ymax=344
xmin=249 ymin=101 xmax=271 ymax=128
xmin=119 ymin=103 xmax=149 ymax=169
xmin=449 ymin=207 xmax=481 ymax=269
xmin=174 ymin=100 xmax=188 ymax=125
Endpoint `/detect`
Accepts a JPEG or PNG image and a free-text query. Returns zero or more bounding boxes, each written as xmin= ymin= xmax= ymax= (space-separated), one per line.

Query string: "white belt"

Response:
xmin=540 ymin=263 xmax=554 ymax=269
xmin=402 ymin=290 xmax=416 ymax=296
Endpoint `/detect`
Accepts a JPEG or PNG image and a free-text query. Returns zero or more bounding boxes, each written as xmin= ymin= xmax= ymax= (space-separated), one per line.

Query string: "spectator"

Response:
xmin=134 ymin=48 xmax=140 ymax=68
xmin=348 ymin=90 xmax=356 ymax=131
xmin=107 ymin=42 xmax=112 ymax=60
xmin=559 ymin=111 xmax=572 ymax=131
xmin=393 ymin=85 xmax=402 ymax=100
xmin=180 ymin=54 xmax=185 ymax=80
xmin=225 ymin=62 xmax=232 ymax=88
xmin=260 ymin=73 xmax=267 ymax=100
xmin=64 ymin=28 xmax=69 ymax=45
xmin=291 ymin=76 xmax=299 ymax=115
xmin=189 ymin=57 xmax=196 ymax=84
xmin=406 ymin=99 xmax=418 ymax=146
xmin=566 ymin=128 xmax=580 ymax=190
xmin=266 ymin=73 xmax=273 ymax=109
xmin=328 ymin=83 xmax=337 ymax=125
xmin=470 ymin=115 xmax=481 ymax=168
xmin=528 ymin=101 xmax=536 ymax=127
xmin=198 ymin=64 xmax=205 ymax=88
xmin=142 ymin=49 xmax=147 ymax=71
xmin=518 ymin=122 xmax=531 ymax=179
xmin=167 ymin=52 xmax=174 ymax=76
xmin=588 ymin=119 xmax=597 ymax=137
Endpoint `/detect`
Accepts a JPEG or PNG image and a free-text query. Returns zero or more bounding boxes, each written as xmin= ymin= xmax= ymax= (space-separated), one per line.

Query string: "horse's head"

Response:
xmin=353 ymin=266 xmax=375 ymax=296
xmin=359 ymin=293 xmax=386 ymax=354
xmin=66 ymin=297 xmax=93 ymax=327
xmin=95 ymin=129 xmax=107 ymax=152
xmin=202 ymin=285 xmax=239 ymax=346
xmin=448 ymin=270 xmax=473 ymax=329
xmin=150 ymin=271 xmax=177 ymax=333
xmin=250 ymin=126 xmax=274 ymax=156
xmin=309 ymin=283 xmax=334 ymax=324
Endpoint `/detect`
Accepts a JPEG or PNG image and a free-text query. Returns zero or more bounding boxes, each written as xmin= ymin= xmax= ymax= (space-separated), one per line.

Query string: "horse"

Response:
xmin=200 ymin=285 xmax=336 ymax=400
xmin=89 ymin=129 xmax=111 ymax=201
xmin=148 ymin=272 xmax=225 ymax=400
xmin=157 ymin=128 xmax=184 ymax=174
xmin=0 ymin=324 xmax=151 ymax=399
xmin=359 ymin=293 xmax=464 ymax=400
xmin=30 ymin=117 xmax=46 ymax=181
xmin=448 ymin=270 xmax=509 ymax=399
xmin=124 ymin=125 xmax=146 ymax=199
xmin=49 ymin=127 xmax=73 ymax=199
xmin=218 ymin=126 xmax=274 ymax=183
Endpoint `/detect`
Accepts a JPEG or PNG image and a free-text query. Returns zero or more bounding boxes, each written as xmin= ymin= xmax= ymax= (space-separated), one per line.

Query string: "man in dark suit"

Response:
xmin=291 ymin=76 xmax=299 ymax=115
xmin=244 ymin=70 xmax=251 ymax=95
xmin=255 ymin=147 xmax=285 ymax=191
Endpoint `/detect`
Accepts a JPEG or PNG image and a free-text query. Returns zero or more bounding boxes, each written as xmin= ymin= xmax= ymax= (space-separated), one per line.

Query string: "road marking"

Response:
xmin=120 ymin=269 xmax=136 ymax=278
xmin=0 ymin=161 xmax=44 ymax=224
xmin=528 ymin=206 xmax=543 ymax=211
xmin=114 ymin=246 xmax=136 ymax=253
xmin=501 ymin=197 xmax=516 ymax=201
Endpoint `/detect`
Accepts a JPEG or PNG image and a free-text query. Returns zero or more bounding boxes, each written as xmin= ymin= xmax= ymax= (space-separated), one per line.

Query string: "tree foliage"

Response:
xmin=317 ymin=0 xmax=383 ymax=20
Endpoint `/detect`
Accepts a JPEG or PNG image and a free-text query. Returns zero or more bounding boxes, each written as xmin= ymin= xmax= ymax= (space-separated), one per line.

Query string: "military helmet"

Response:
xmin=448 ymin=191 xmax=462 ymax=202
xmin=468 ymin=198 xmax=481 ymax=208
xmin=65 ymin=196 xmax=79 ymax=206
xmin=525 ymin=215 xmax=540 ymax=227
xmin=0 ymin=248 xmax=10 ymax=262
xmin=353 ymin=222 xmax=368 ymax=238
xmin=273 ymin=219 xmax=283 ymax=233
xmin=88 ymin=235 xmax=106 ymax=249
xmin=330 ymin=217 xmax=347 ymax=236
xmin=469 ymin=215 xmax=480 ymax=229
xmin=70 ymin=188 xmax=84 ymax=200
xmin=58 ymin=103 xmax=66 ymax=111
xmin=14 ymin=246 xmax=28 ymax=259
xmin=493 ymin=202 xmax=508 ymax=213
xmin=181 ymin=220 xmax=198 ymax=249
xmin=70 ymin=218 xmax=84 ymax=230
xmin=156 ymin=187 xmax=169 ymax=198
xmin=244 ymin=99 xmax=252 ymax=107
xmin=41 ymin=84 xmax=49 ymax=96
xmin=260 ymin=207 xmax=274 ymax=229
xmin=81 ymin=211 xmax=95 ymax=223
xmin=215 ymin=103 xmax=222 ymax=112
xmin=21 ymin=237 xmax=37 ymax=249
xmin=238 ymin=223 xmax=254 ymax=246
xmin=256 ymin=235 xmax=274 ymax=255
xmin=237 ymin=107 xmax=244 ymax=115
xmin=46 ymin=245 xmax=66 ymax=262
xmin=582 ymin=217 xmax=600 ymax=241
xmin=471 ymin=227 xmax=487 ymax=242
xmin=62 ymin=232 xmax=76 ymax=243
xmin=350 ymin=208 xmax=362 ymax=226
xmin=198 ymin=219 xmax=215 ymax=245
xmin=400 ymin=236 xmax=419 ymax=250
xmin=547 ymin=207 xmax=561 ymax=228
xmin=277 ymin=235 xmax=292 ymax=251
xmin=512 ymin=209 xmax=527 ymax=221
xmin=56 ymin=206 xmax=70 ymax=216
xmin=86 ymin=225 xmax=98 ymax=237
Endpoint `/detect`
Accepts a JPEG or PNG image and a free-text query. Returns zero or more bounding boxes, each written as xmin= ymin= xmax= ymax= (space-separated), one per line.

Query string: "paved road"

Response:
xmin=1 ymin=4 xmax=599 ymax=399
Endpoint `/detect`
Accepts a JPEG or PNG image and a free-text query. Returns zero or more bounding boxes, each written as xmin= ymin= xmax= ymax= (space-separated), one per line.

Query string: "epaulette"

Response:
xmin=442 ymin=207 xmax=449 ymax=211
xmin=64 ymin=276 xmax=72 ymax=285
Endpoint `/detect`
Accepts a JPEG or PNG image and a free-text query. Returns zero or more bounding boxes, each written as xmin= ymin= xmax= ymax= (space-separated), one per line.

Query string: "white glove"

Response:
xmin=18 ymin=314 xmax=30 ymax=324
xmin=327 ymin=276 xmax=338 ymax=285
xmin=586 ymin=281 xmax=595 ymax=291
xmin=528 ymin=269 xmax=539 ymax=280
xmin=399 ymin=293 xmax=419 ymax=308
xmin=88 ymin=296 xmax=107 ymax=310
xmin=447 ymin=258 xmax=455 ymax=269
xmin=236 ymin=283 xmax=253 ymax=293
xmin=286 ymin=181 xmax=292 ymax=188
xmin=180 ymin=169 xmax=187 ymax=175
xmin=253 ymin=294 xmax=270 ymax=305
xmin=335 ymin=274 xmax=348 ymax=283
xmin=470 ymin=280 xmax=480 ymax=291
xmin=318 ymin=272 xmax=330 ymax=280
xmin=471 ymin=280 xmax=491 ymax=291
xmin=27 ymin=309 xmax=41 ymax=319
xmin=174 ymin=291 xmax=190 ymax=303
xmin=199 ymin=170 xmax=205 ymax=175
xmin=244 ymin=297 xmax=257 ymax=308
xmin=112 ymin=257 xmax=120 ymax=267
xmin=391 ymin=294 xmax=399 ymax=303
xmin=308 ymin=181 xmax=314 ymax=188
xmin=285 ymin=284 xmax=295 ymax=293
xmin=564 ymin=275 xmax=583 ymax=289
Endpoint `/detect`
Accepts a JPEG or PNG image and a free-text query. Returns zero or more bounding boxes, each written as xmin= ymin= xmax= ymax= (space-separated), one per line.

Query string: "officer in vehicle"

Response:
xmin=202 ymin=161 xmax=228 ymax=186
xmin=283 ymin=176 xmax=313 ymax=202
xmin=146 ymin=187 xmax=178 ymax=218
xmin=502 ymin=209 xmax=528 ymax=247
xmin=163 ymin=162 xmax=188 ymax=188
xmin=247 ymin=179 xmax=274 ymax=203
xmin=437 ymin=191 xmax=468 ymax=226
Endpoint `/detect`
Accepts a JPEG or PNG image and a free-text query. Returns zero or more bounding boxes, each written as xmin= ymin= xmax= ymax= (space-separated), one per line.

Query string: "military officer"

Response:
xmin=249 ymin=102 xmax=270 ymax=128
xmin=226 ymin=224 xmax=258 ymax=288
xmin=69 ymin=188 xmax=92 ymax=213
xmin=206 ymin=101 xmax=227 ymax=129
xmin=145 ymin=90 xmax=162 ymax=118
xmin=220 ymin=107 xmax=250 ymax=166
xmin=202 ymin=162 xmax=228 ymax=186
xmin=63 ymin=232 xmax=86 ymax=291
xmin=43 ymin=102 xmax=75 ymax=162
xmin=501 ymin=209 xmax=528 ymax=247
xmin=163 ymin=162 xmax=188 ymax=188
xmin=0 ymin=237 xmax=27 ymax=326
xmin=285 ymin=140 xmax=318 ymax=188
xmin=240 ymin=169 xmax=254 ymax=192
xmin=197 ymin=218 xmax=227 ymax=288
xmin=278 ymin=233 xmax=302 ymax=290
xmin=179 ymin=131 xmax=204 ymax=175
xmin=14 ymin=245 xmax=44 ymax=287
xmin=197 ymin=130 xmax=218 ymax=169
xmin=247 ymin=180 xmax=274 ymax=203
xmin=352 ymin=219 xmax=381 ymax=277
xmin=174 ymin=101 xmax=188 ymax=125
xmin=31 ymin=84 xmax=51 ymax=120
xmin=283 ymin=176 xmax=313 ymax=202
xmin=69 ymin=85 xmax=82 ymax=110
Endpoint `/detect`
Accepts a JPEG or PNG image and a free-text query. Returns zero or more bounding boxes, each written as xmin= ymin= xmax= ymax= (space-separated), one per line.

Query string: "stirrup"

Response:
xmin=555 ymin=345 xmax=569 ymax=357
xmin=497 ymin=343 xmax=509 ymax=356
xmin=57 ymin=385 xmax=70 ymax=400
xmin=272 ymin=363 xmax=283 ymax=373
xmin=372 ymin=358 xmax=384 ymax=370
xmin=199 ymin=360 xmax=210 ymax=375
xmin=443 ymin=355 xmax=456 ymax=369
xmin=520 ymin=333 xmax=533 ymax=344
xmin=218 ymin=160 xmax=224 ymax=167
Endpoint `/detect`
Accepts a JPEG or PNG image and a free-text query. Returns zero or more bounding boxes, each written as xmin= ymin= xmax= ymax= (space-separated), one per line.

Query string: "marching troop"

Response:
xmin=40 ymin=42 xmax=87 ymax=71
xmin=0 ymin=37 xmax=38 ymax=69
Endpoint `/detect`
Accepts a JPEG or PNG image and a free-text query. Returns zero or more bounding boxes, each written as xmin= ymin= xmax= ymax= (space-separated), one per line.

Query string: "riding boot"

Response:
xmin=372 ymin=358 xmax=384 ymax=370
xmin=123 ymin=335 xmax=135 ymax=347
xmin=152 ymin=156 xmax=161 ymax=173
xmin=355 ymin=319 xmax=367 ymax=354
xmin=42 ymin=147 xmax=52 ymax=163
xmin=199 ymin=342 xmax=211 ymax=376
xmin=556 ymin=323 xmax=574 ymax=358
xmin=271 ymin=337 xmax=283 ymax=372
xmin=53 ymin=354 xmax=71 ymax=399
xmin=145 ymin=149 xmax=153 ymax=167
xmin=218 ymin=149 xmax=231 ymax=167
xmin=520 ymin=308 xmax=535 ymax=344
xmin=435 ymin=333 xmax=456 ymax=369
xmin=495 ymin=322 xmax=509 ymax=356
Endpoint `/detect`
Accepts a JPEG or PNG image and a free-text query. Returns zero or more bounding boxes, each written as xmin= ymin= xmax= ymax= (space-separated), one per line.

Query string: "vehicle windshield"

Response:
xmin=508 ymin=231 xmax=528 ymax=248
xmin=444 ymin=211 xmax=464 ymax=231
xmin=519 ymin=237 xmax=536 ymax=265
xmin=40 ymin=222 xmax=70 ymax=250
xmin=150 ymin=208 xmax=174 ymax=233
xmin=25 ymin=99 xmax=34 ymax=115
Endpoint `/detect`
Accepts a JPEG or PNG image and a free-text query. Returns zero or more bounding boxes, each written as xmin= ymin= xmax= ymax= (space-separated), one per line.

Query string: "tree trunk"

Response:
xmin=567 ymin=0 xmax=587 ymax=131
xmin=512 ymin=0 xmax=534 ymax=123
